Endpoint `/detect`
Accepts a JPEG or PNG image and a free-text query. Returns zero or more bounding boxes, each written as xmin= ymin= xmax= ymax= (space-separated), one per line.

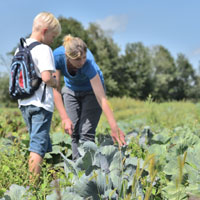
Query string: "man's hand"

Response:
xmin=62 ymin=118 xmax=74 ymax=136
xmin=50 ymin=76 xmax=58 ymax=88
xmin=41 ymin=71 xmax=58 ymax=88
xmin=111 ymin=128 xmax=127 ymax=146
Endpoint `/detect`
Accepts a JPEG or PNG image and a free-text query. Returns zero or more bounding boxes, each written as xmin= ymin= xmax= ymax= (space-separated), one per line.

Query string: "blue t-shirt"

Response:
xmin=53 ymin=46 xmax=104 ymax=91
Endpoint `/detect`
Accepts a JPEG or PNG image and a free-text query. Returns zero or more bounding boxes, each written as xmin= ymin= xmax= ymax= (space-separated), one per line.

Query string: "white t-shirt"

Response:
xmin=18 ymin=38 xmax=55 ymax=112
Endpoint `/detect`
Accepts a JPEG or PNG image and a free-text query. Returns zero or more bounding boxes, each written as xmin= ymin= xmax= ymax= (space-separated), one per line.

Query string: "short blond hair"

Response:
xmin=33 ymin=12 xmax=61 ymax=37
xmin=63 ymin=35 xmax=87 ymax=59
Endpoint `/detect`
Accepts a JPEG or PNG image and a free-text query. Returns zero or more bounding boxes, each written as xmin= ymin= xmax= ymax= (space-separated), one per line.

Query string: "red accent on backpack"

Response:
xmin=19 ymin=70 xmax=24 ymax=88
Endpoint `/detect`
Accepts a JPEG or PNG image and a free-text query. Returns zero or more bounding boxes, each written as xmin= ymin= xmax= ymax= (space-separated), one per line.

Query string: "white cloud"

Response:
xmin=96 ymin=15 xmax=128 ymax=34
xmin=192 ymin=48 xmax=200 ymax=56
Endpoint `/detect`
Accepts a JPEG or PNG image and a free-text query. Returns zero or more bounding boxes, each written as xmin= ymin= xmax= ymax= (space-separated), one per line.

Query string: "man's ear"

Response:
xmin=42 ymin=28 xmax=48 ymax=35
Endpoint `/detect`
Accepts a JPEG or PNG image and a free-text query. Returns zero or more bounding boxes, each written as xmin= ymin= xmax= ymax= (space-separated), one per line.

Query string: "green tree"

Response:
xmin=150 ymin=45 xmax=176 ymax=101
xmin=174 ymin=53 xmax=197 ymax=100
xmin=3 ymin=16 xmax=200 ymax=103
xmin=51 ymin=17 xmax=97 ymax=55
xmin=87 ymin=23 xmax=123 ymax=96
xmin=122 ymin=42 xmax=153 ymax=99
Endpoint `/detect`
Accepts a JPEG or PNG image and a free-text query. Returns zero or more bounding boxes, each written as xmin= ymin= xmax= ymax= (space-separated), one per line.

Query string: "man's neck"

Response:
xmin=30 ymin=32 xmax=42 ymax=43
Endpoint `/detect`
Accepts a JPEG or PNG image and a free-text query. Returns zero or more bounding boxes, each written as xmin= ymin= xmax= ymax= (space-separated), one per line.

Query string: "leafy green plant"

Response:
xmin=2 ymin=99 xmax=200 ymax=199
xmin=45 ymin=133 xmax=160 ymax=200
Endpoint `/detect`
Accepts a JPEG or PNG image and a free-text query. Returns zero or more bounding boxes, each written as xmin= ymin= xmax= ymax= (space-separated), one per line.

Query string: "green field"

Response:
xmin=1 ymin=97 xmax=200 ymax=199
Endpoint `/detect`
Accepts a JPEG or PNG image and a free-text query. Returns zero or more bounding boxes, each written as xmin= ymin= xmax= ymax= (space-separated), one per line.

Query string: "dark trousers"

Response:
xmin=62 ymin=86 xmax=102 ymax=160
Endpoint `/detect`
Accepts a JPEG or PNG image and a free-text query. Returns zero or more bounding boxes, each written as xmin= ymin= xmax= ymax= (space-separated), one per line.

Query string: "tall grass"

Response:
xmin=97 ymin=97 xmax=200 ymax=134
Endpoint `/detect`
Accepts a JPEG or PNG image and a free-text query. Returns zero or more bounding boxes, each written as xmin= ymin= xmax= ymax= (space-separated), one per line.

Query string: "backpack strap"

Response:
xmin=19 ymin=37 xmax=41 ymax=50
xmin=20 ymin=38 xmax=26 ymax=48
xmin=19 ymin=37 xmax=46 ymax=102
xmin=27 ymin=40 xmax=46 ymax=102
xmin=41 ymin=84 xmax=47 ymax=102
xmin=28 ymin=41 xmax=41 ymax=50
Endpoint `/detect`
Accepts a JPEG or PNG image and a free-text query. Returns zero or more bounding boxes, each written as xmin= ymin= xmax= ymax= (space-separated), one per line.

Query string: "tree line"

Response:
xmin=1 ymin=16 xmax=200 ymax=106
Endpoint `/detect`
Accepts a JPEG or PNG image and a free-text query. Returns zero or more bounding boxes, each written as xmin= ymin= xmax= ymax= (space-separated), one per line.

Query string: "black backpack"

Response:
xmin=9 ymin=38 xmax=46 ymax=101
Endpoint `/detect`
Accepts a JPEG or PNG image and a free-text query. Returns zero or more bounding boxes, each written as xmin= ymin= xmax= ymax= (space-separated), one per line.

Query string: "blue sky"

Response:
xmin=1 ymin=0 xmax=200 ymax=72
